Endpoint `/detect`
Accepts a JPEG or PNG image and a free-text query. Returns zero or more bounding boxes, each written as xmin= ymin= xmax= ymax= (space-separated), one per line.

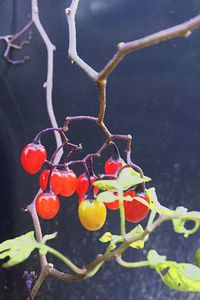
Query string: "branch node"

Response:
xmin=184 ymin=30 xmax=192 ymax=38
xmin=43 ymin=82 xmax=47 ymax=88
xmin=117 ymin=42 xmax=125 ymax=50
xmin=33 ymin=5 xmax=39 ymax=14
xmin=65 ymin=8 xmax=71 ymax=15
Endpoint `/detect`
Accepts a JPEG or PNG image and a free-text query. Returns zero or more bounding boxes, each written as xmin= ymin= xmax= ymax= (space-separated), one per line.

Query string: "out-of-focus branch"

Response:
xmin=0 ymin=20 xmax=33 ymax=64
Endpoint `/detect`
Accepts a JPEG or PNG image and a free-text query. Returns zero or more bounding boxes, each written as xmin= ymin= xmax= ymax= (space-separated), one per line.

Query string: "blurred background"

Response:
xmin=0 ymin=0 xmax=200 ymax=299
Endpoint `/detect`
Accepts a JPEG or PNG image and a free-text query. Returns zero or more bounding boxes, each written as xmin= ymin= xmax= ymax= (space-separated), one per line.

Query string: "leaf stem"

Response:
xmin=44 ymin=245 xmax=86 ymax=275
xmin=116 ymin=256 xmax=150 ymax=268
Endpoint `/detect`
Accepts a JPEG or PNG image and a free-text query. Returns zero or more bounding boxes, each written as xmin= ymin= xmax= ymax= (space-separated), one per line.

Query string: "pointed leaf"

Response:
xmin=129 ymin=240 xmax=144 ymax=249
xmin=147 ymin=250 xmax=166 ymax=266
xmin=93 ymin=180 xmax=118 ymax=191
xmin=0 ymin=231 xmax=38 ymax=267
xmin=117 ymin=167 xmax=151 ymax=190
xmin=160 ymin=263 xmax=200 ymax=291
xmin=97 ymin=192 xmax=118 ymax=203
xmin=99 ymin=232 xmax=113 ymax=243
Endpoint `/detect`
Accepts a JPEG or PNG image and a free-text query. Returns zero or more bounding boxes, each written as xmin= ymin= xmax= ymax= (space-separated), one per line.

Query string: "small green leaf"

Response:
xmin=160 ymin=263 xmax=200 ymax=291
xmin=129 ymin=224 xmax=144 ymax=236
xmin=93 ymin=180 xmax=118 ymax=190
xmin=99 ymin=232 xmax=113 ymax=243
xmin=129 ymin=240 xmax=144 ymax=249
xmin=0 ymin=231 xmax=38 ymax=267
xmin=147 ymin=250 xmax=166 ymax=266
xmin=97 ymin=192 xmax=118 ymax=203
xmin=96 ymin=191 xmax=133 ymax=203
xmin=182 ymin=264 xmax=200 ymax=281
xmin=117 ymin=167 xmax=151 ymax=190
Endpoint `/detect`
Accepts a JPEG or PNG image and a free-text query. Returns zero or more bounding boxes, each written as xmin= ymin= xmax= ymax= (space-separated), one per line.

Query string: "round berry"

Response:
xmin=78 ymin=199 xmax=107 ymax=231
xmin=105 ymin=192 xmax=119 ymax=210
xmin=104 ymin=157 xmax=125 ymax=175
xmin=39 ymin=169 xmax=63 ymax=195
xmin=124 ymin=190 xmax=150 ymax=223
xmin=21 ymin=143 xmax=46 ymax=174
xmin=76 ymin=173 xmax=99 ymax=197
xmin=35 ymin=192 xmax=60 ymax=220
xmin=60 ymin=169 xmax=77 ymax=197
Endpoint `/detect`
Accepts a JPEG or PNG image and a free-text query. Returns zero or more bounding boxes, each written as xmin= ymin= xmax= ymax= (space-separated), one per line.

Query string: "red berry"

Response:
xmin=35 ymin=192 xmax=60 ymax=220
xmin=39 ymin=169 xmax=63 ymax=195
xmin=105 ymin=192 xmax=119 ymax=210
xmin=124 ymin=190 xmax=150 ymax=223
xmin=104 ymin=157 xmax=125 ymax=175
xmin=76 ymin=173 xmax=99 ymax=197
xmin=60 ymin=169 xmax=77 ymax=197
xmin=105 ymin=200 xmax=119 ymax=210
xmin=21 ymin=143 xmax=46 ymax=174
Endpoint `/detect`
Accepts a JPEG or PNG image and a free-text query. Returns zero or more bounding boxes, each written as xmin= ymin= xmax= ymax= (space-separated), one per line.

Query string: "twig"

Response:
xmin=66 ymin=0 xmax=200 ymax=126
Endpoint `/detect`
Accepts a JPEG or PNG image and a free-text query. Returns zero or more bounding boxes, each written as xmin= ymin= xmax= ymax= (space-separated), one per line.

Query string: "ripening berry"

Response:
xmin=78 ymin=199 xmax=107 ymax=231
xmin=104 ymin=157 xmax=125 ymax=175
xmin=76 ymin=173 xmax=99 ymax=197
xmin=21 ymin=143 xmax=46 ymax=174
xmin=124 ymin=190 xmax=150 ymax=223
xmin=35 ymin=192 xmax=60 ymax=220
xmin=59 ymin=169 xmax=77 ymax=197
xmin=39 ymin=169 xmax=63 ymax=195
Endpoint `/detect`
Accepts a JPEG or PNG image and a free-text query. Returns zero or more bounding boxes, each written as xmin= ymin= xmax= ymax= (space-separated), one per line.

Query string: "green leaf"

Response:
xmin=160 ymin=263 xmax=200 ymax=291
xmin=117 ymin=167 xmax=151 ymax=191
xmin=0 ymin=231 xmax=38 ymax=267
xmin=129 ymin=240 xmax=144 ymax=249
xmin=96 ymin=191 xmax=133 ymax=203
xmin=99 ymin=232 xmax=113 ymax=243
xmin=94 ymin=168 xmax=151 ymax=192
xmin=0 ymin=231 xmax=58 ymax=268
xmin=147 ymin=249 xmax=200 ymax=291
xmin=147 ymin=250 xmax=166 ymax=266
xmin=182 ymin=264 xmax=200 ymax=281
xmin=97 ymin=192 xmax=118 ymax=203
xmin=93 ymin=180 xmax=118 ymax=190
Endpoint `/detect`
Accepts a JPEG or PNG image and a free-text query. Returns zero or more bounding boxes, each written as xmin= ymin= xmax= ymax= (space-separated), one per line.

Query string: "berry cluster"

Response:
xmin=21 ymin=129 xmax=150 ymax=231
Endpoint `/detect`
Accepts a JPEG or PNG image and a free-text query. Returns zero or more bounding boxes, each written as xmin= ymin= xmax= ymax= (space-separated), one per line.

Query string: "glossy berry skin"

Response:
xmin=39 ymin=169 xmax=63 ymax=195
xmin=76 ymin=173 xmax=99 ymax=197
xmin=78 ymin=199 xmax=107 ymax=231
xmin=59 ymin=169 xmax=77 ymax=197
xmin=21 ymin=143 xmax=46 ymax=174
xmin=104 ymin=157 xmax=125 ymax=175
xmin=35 ymin=192 xmax=60 ymax=220
xmin=105 ymin=193 xmax=119 ymax=210
xmin=124 ymin=190 xmax=150 ymax=223
xmin=105 ymin=199 xmax=119 ymax=210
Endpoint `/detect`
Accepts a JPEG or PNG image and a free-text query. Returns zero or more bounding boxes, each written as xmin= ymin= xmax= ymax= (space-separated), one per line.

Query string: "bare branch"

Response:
xmin=98 ymin=14 xmax=200 ymax=80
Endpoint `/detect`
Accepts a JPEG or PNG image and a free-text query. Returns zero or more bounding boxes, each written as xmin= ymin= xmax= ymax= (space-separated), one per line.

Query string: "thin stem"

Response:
xmin=31 ymin=265 xmax=51 ymax=299
xmin=32 ymin=0 xmax=63 ymax=165
xmin=65 ymin=1 xmax=98 ymax=80
xmin=97 ymin=80 xmax=107 ymax=124
xmin=116 ymin=256 xmax=150 ymax=268
xmin=118 ymin=188 xmax=126 ymax=238
xmin=98 ymin=14 xmax=200 ymax=80
xmin=45 ymin=245 xmax=86 ymax=275
xmin=27 ymin=201 xmax=48 ymax=269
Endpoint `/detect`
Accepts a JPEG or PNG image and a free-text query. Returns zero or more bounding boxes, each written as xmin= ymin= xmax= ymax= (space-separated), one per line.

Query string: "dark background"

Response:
xmin=1 ymin=1 xmax=200 ymax=299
